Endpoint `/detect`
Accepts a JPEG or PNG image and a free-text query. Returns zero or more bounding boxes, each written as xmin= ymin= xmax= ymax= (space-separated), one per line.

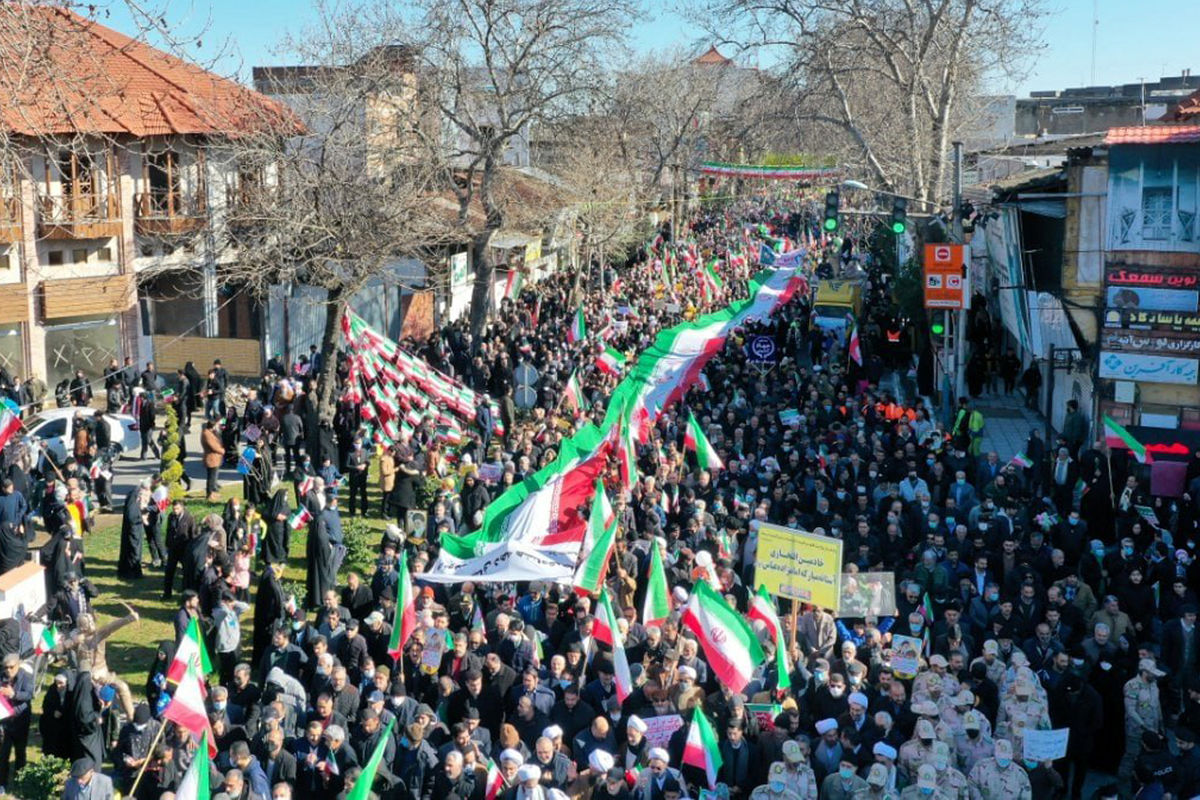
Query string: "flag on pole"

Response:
xmin=484 ymin=759 xmax=506 ymax=800
xmin=152 ymin=485 xmax=170 ymax=512
xmin=1104 ymin=415 xmax=1152 ymax=463
xmin=0 ymin=398 xmax=22 ymax=452
xmin=174 ymin=731 xmax=212 ymax=800
xmin=34 ymin=623 xmax=58 ymax=656
xmin=568 ymin=305 xmax=587 ymax=343
xmin=596 ymin=346 xmax=627 ymax=376
xmin=749 ymin=586 xmax=790 ymax=691
xmin=683 ymin=411 xmax=724 ymax=471
xmin=167 ymin=617 xmax=213 ymax=685
xmin=597 ymin=588 xmax=633 ymax=703
xmin=573 ymin=482 xmax=617 ymax=596
xmin=163 ymin=661 xmax=213 ymax=748
xmin=680 ymin=581 xmax=764 ymax=694
xmin=347 ymin=718 xmax=396 ymax=800
xmin=288 ymin=506 xmax=313 ymax=531
xmin=847 ymin=315 xmax=862 ymax=366
xmin=564 ymin=370 xmax=589 ymax=411
xmin=1009 ymin=452 xmax=1034 ymax=468
xmin=643 ymin=542 xmax=673 ymax=627
xmin=388 ymin=555 xmax=417 ymax=663
xmin=682 ymin=709 xmax=723 ymax=789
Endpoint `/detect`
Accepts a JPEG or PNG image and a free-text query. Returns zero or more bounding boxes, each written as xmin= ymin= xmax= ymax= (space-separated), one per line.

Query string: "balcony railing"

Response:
xmin=38 ymin=192 xmax=121 ymax=239
xmin=135 ymin=190 xmax=207 ymax=236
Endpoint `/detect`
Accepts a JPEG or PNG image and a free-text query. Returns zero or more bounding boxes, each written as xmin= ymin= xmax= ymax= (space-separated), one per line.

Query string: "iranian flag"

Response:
xmin=564 ymin=370 xmax=589 ymax=411
xmin=682 ymin=708 xmax=724 ymax=789
xmin=1009 ymin=452 xmax=1034 ymax=468
xmin=0 ymin=398 xmax=21 ymax=451
xmin=642 ymin=542 xmax=673 ymax=626
xmin=163 ymin=661 xmax=214 ymax=751
xmin=1104 ymin=415 xmax=1152 ymax=463
xmin=288 ymin=506 xmax=313 ymax=531
xmin=388 ymin=555 xmax=417 ymax=663
xmin=683 ymin=410 xmax=723 ymax=471
xmin=568 ymin=305 xmax=587 ymax=343
xmin=484 ymin=759 xmax=506 ymax=800
xmin=174 ymin=731 xmax=211 ymax=800
xmin=596 ymin=345 xmax=627 ymax=376
xmin=0 ymin=694 xmax=13 ymax=721
xmin=749 ymin=585 xmax=791 ymax=691
xmin=152 ymin=485 xmax=170 ymax=512
xmin=847 ymin=316 xmax=862 ymax=366
xmin=573 ymin=481 xmax=617 ymax=595
xmin=167 ymin=617 xmax=213 ymax=686
xmin=680 ymin=580 xmax=764 ymax=694
xmin=34 ymin=623 xmax=58 ymax=656
xmin=347 ymin=718 xmax=396 ymax=800
xmin=616 ymin=410 xmax=639 ymax=489
xmin=503 ymin=269 xmax=524 ymax=300
xmin=597 ymin=588 xmax=633 ymax=703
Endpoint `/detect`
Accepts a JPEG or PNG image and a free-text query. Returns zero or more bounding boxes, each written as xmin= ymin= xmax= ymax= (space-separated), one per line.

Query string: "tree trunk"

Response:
xmin=467 ymin=229 xmax=494 ymax=345
xmin=315 ymin=286 xmax=348 ymax=428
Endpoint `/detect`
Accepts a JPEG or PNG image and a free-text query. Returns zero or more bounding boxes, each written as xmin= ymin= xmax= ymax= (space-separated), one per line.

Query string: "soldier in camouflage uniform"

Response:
xmin=968 ymin=641 xmax=1006 ymax=687
xmin=899 ymin=765 xmax=944 ymax=800
xmin=911 ymin=701 xmax=957 ymax=761
xmin=967 ymin=739 xmax=1031 ymax=800
xmin=954 ymin=712 xmax=995 ymax=776
xmin=994 ymin=676 xmax=1049 ymax=755
xmin=750 ymin=762 xmax=803 ymax=800
xmin=930 ymin=742 xmax=969 ymax=800
xmin=1118 ymin=658 xmax=1165 ymax=785
xmin=898 ymin=719 xmax=938 ymax=785
xmin=775 ymin=740 xmax=819 ymax=800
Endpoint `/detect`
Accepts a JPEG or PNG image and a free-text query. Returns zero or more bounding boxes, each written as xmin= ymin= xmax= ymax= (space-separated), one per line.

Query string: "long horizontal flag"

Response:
xmin=1104 ymin=415 xmax=1152 ymax=463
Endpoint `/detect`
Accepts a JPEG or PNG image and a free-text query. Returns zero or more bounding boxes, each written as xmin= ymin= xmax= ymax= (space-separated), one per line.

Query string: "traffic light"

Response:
xmin=823 ymin=191 xmax=840 ymax=233
xmin=891 ymin=196 xmax=908 ymax=234
xmin=929 ymin=309 xmax=946 ymax=336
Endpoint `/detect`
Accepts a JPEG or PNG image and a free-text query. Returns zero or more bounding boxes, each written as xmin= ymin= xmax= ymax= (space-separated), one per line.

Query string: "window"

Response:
xmin=0 ymin=254 xmax=9 ymax=270
xmin=1142 ymin=186 xmax=1173 ymax=240
xmin=47 ymin=251 xmax=63 ymax=266
xmin=97 ymin=247 xmax=112 ymax=262
xmin=72 ymin=248 xmax=88 ymax=264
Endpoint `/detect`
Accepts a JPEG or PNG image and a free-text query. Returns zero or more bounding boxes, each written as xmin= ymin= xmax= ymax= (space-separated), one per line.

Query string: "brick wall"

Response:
xmin=151 ymin=335 xmax=262 ymax=377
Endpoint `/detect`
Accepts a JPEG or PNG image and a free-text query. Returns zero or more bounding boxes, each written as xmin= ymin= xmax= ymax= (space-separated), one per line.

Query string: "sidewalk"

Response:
xmin=972 ymin=391 xmax=1045 ymax=461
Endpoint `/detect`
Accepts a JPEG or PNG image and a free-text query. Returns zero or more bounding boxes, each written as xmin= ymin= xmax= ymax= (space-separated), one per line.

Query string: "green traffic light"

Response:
xmin=931 ymin=322 xmax=945 ymax=335
xmin=823 ymin=218 xmax=837 ymax=231
xmin=892 ymin=221 xmax=906 ymax=234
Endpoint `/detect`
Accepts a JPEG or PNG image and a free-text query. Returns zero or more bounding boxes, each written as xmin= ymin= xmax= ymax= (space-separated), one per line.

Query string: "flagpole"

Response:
xmin=127 ymin=718 xmax=169 ymax=798
xmin=1105 ymin=449 xmax=1115 ymax=505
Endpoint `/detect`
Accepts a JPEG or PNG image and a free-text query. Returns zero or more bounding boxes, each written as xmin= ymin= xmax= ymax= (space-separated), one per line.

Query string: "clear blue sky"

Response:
xmin=111 ymin=0 xmax=1197 ymax=96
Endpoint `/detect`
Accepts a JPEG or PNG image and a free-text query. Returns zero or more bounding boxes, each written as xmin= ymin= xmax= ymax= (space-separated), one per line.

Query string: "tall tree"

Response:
xmin=696 ymin=0 xmax=1044 ymax=203
xmin=405 ymin=0 xmax=639 ymax=341
xmin=223 ymin=1 xmax=451 ymax=425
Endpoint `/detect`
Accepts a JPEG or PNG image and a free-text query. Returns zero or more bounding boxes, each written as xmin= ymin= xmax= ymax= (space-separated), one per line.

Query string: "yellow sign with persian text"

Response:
xmin=754 ymin=523 xmax=843 ymax=610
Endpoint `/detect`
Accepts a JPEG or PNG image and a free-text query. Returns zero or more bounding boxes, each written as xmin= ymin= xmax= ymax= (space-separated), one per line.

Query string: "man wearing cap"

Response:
xmin=927 ymin=742 xmax=968 ymax=800
xmin=898 ymin=764 xmax=941 ymax=800
xmin=953 ymin=712 xmax=993 ymax=776
xmin=395 ymin=721 xmax=439 ymax=800
xmin=994 ymin=676 xmax=1048 ymax=754
xmin=775 ymin=740 xmax=818 ymax=800
xmin=751 ymin=762 xmax=804 ymax=800
xmin=898 ymin=719 xmax=937 ymax=785
xmin=1118 ymin=657 xmax=1165 ymax=785
xmin=966 ymin=739 xmax=1030 ymax=800
xmin=113 ymin=703 xmax=159 ymax=791
xmin=63 ymin=757 xmax=113 ymax=800
xmin=861 ymin=763 xmax=899 ymax=800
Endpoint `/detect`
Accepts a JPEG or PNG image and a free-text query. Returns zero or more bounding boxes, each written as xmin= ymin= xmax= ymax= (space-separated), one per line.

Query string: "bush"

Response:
xmin=414 ymin=475 xmax=442 ymax=511
xmin=342 ymin=516 xmax=377 ymax=575
xmin=159 ymin=403 xmax=186 ymax=500
xmin=12 ymin=756 xmax=71 ymax=800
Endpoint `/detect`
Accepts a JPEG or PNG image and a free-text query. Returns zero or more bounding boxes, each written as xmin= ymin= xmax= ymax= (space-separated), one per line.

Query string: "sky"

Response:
xmin=107 ymin=0 xmax=1198 ymax=97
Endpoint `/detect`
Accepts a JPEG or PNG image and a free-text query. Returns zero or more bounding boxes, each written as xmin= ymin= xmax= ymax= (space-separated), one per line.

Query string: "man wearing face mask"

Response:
xmin=926 ymin=741 xmax=968 ymax=800
xmin=1046 ymin=674 xmax=1101 ymax=800
xmin=966 ymin=738 xmax=1029 ymax=800
xmin=899 ymin=719 xmax=938 ymax=785
xmin=1118 ymin=658 xmax=1165 ymax=788
xmin=820 ymin=756 xmax=868 ymax=800
xmin=113 ymin=702 xmax=158 ymax=792
xmin=954 ymin=712 xmax=993 ymax=776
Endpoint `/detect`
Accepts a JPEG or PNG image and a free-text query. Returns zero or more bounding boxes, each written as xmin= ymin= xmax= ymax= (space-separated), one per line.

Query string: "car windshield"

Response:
xmin=32 ymin=417 xmax=68 ymax=439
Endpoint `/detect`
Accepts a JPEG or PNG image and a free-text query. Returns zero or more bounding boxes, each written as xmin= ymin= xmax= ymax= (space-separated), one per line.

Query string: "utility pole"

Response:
xmin=952 ymin=141 xmax=967 ymax=400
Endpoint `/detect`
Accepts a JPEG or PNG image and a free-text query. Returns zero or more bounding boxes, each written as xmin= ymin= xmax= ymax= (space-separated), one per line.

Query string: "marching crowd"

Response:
xmin=0 ymin=195 xmax=1197 ymax=800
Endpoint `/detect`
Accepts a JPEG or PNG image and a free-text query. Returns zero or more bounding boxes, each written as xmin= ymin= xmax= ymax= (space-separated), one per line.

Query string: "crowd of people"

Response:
xmin=0 ymin=194 xmax=1197 ymax=800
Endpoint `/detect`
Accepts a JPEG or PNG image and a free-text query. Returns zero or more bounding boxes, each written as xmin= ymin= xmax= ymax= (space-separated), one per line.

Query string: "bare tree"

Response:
xmin=694 ymin=0 xmax=1045 ymax=204
xmin=404 ymin=0 xmax=639 ymax=341
xmin=225 ymin=1 xmax=452 ymax=424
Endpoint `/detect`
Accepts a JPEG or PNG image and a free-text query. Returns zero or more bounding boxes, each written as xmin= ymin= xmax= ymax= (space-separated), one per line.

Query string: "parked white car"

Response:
xmin=23 ymin=408 xmax=141 ymax=463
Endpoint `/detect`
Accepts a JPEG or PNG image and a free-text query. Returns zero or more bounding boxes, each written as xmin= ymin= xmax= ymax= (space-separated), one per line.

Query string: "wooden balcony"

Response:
xmin=38 ymin=192 xmax=122 ymax=240
xmin=0 ymin=196 xmax=20 ymax=243
xmin=134 ymin=191 xmax=207 ymax=236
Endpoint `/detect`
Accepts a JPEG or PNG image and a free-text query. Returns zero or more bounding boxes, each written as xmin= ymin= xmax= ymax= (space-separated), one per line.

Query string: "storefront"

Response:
xmin=38 ymin=273 xmax=133 ymax=388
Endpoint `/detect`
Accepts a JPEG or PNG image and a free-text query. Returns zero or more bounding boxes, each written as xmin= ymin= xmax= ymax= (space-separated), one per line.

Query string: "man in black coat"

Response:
xmin=1048 ymin=673 xmax=1103 ymax=800
xmin=0 ymin=653 xmax=34 ymax=787
xmin=1162 ymin=604 xmax=1199 ymax=716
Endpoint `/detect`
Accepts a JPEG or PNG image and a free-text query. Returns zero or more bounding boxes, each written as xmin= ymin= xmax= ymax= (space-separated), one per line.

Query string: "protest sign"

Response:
xmin=754 ymin=524 xmax=843 ymax=610
xmin=1023 ymin=729 xmax=1070 ymax=761
xmin=837 ymin=572 xmax=897 ymax=618
xmin=891 ymin=635 xmax=923 ymax=679
xmin=642 ymin=714 xmax=684 ymax=749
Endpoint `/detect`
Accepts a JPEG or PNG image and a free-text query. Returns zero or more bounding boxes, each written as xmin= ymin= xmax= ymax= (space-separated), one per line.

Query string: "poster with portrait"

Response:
xmin=891 ymin=635 xmax=924 ymax=679
xmin=836 ymin=572 xmax=897 ymax=618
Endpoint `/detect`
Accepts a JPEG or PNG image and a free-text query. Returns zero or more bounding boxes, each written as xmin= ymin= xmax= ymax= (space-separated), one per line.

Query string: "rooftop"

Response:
xmin=694 ymin=46 xmax=734 ymax=67
xmin=0 ymin=5 xmax=294 ymax=137
xmin=1105 ymin=125 xmax=1200 ymax=146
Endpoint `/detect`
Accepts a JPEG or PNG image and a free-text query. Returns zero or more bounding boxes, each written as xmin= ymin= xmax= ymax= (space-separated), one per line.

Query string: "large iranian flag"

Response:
xmin=596 ymin=345 xmax=627 ymax=376
xmin=749 ymin=585 xmax=791 ymax=691
xmin=568 ymin=305 xmax=587 ymax=343
xmin=167 ymin=617 xmax=213 ymax=686
xmin=680 ymin=580 xmax=764 ymax=693
xmin=388 ymin=554 xmax=417 ymax=662
xmin=573 ymin=481 xmax=618 ymax=595
xmin=1104 ymin=415 xmax=1152 ymax=463
xmin=684 ymin=410 xmax=724 ymax=471
xmin=682 ymin=708 xmax=723 ymax=789
xmin=163 ymin=661 xmax=216 ymax=754
xmin=642 ymin=541 xmax=672 ymax=626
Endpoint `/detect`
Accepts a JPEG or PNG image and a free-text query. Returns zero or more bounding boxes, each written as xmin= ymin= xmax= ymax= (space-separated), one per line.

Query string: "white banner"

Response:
xmin=423 ymin=540 xmax=577 ymax=584
xmin=642 ymin=714 xmax=684 ymax=749
xmin=1023 ymin=728 xmax=1069 ymax=761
